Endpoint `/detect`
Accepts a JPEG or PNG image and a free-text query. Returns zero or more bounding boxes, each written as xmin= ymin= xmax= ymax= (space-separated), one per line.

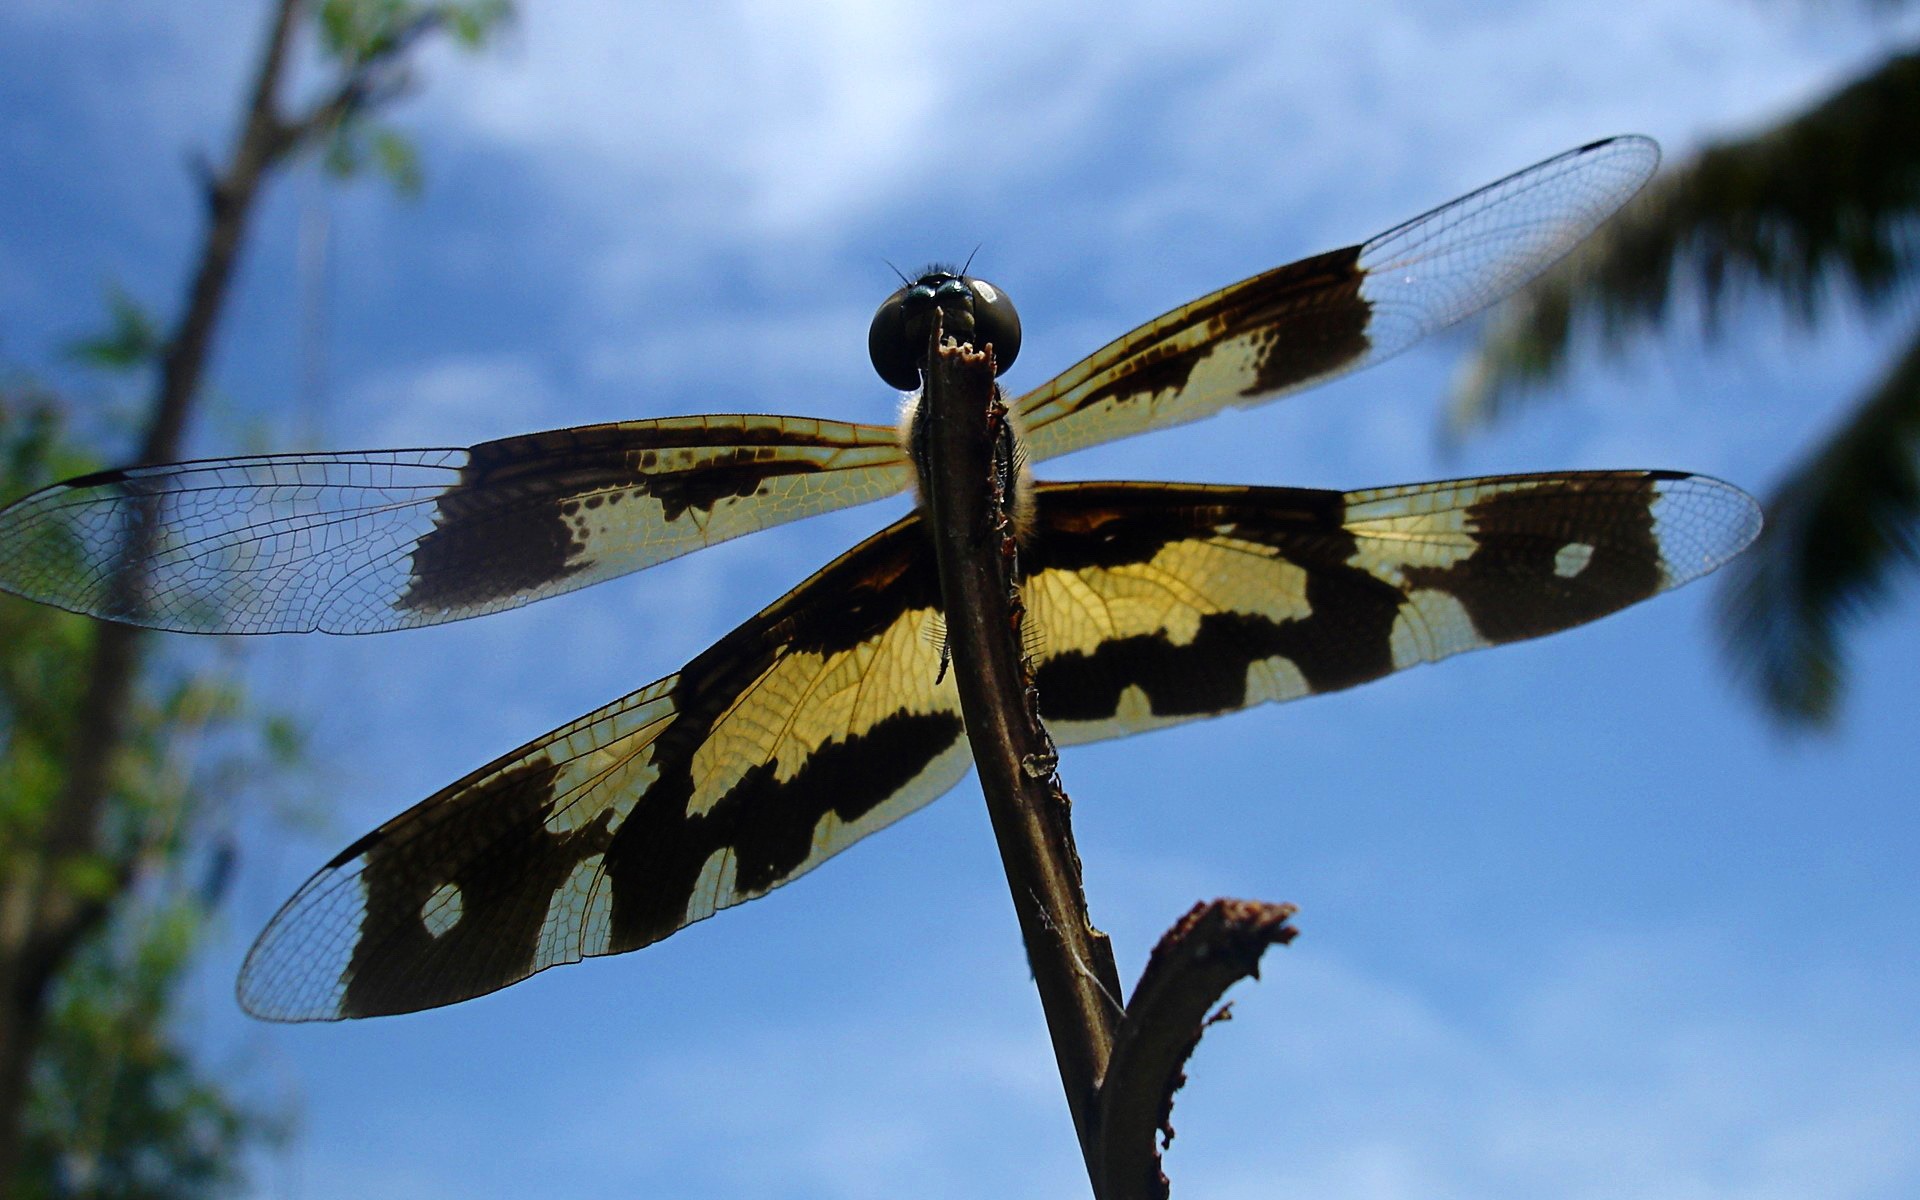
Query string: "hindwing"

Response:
xmin=239 ymin=470 xmax=1757 ymax=1019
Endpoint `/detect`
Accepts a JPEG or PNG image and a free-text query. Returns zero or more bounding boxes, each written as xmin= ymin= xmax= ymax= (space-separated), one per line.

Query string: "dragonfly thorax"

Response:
xmin=868 ymin=270 xmax=1023 ymax=391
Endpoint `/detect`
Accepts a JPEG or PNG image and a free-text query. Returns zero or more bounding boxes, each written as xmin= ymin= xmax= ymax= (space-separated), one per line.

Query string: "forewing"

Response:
xmin=0 ymin=415 xmax=910 ymax=634
xmin=1013 ymin=136 xmax=1660 ymax=462
xmin=1022 ymin=471 xmax=1760 ymax=742
xmin=239 ymin=510 xmax=965 ymax=1019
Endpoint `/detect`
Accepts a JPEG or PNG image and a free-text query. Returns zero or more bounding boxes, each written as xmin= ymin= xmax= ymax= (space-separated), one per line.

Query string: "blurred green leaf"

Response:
xmin=53 ymin=855 xmax=117 ymax=904
xmin=67 ymin=288 xmax=162 ymax=373
xmin=370 ymin=126 xmax=424 ymax=196
xmin=316 ymin=0 xmax=511 ymax=63
xmin=317 ymin=0 xmax=408 ymax=60
xmin=321 ymin=119 xmax=365 ymax=179
xmin=263 ymin=716 xmax=306 ymax=767
xmin=447 ymin=0 xmax=513 ymax=48
xmin=323 ymin=121 xmax=427 ymax=199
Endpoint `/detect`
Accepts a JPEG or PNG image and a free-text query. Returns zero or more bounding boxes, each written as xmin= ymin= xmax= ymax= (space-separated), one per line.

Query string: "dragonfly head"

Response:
xmin=868 ymin=270 xmax=1022 ymax=391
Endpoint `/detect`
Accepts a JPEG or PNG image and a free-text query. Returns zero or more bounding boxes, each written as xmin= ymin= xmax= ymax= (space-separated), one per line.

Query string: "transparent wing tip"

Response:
xmin=1652 ymin=473 xmax=1764 ymax=585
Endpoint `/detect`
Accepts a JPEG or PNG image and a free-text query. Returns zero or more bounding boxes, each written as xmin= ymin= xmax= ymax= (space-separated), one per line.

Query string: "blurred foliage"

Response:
xmin=1447 ymin=43 xmax=1920 ymax=726
xmin=65 ymin=291 xmax=163 ymax=376
xmin=2 ymin=382 xmax=305 ymax=1198
xmin=316 ymin=0 xmax=511 ymax=59
xmin=1718 ymin=335 xmax=1920 ymax=720
xmin=0 ymin=387 xmax=96 ymax=866
xmin=1 ymin=4 xmax=511 ymax=1191
xmin=1 ymin=0 xmax=510 ymax=1190
xmin=324 ymin=123 xmax=424 ymax=196
xmin=315 ymin=0 xmax=511 ymax=196
xmin=15 ymin=902 xmax=288 ymax=1200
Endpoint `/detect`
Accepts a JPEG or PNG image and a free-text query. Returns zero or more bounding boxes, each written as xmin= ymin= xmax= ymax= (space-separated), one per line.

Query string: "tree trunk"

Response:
xmin=0 ymin=0 xmax=303 ymax=1181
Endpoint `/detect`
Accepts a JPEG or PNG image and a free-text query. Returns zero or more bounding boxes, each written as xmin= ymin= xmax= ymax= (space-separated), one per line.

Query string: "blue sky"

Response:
xmin=4 ymin=2 xmax=1919 ymax=1197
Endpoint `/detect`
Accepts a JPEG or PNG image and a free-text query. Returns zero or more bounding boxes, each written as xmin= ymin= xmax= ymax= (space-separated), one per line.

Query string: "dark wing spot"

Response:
xmin=342 ymin=756 xmax=608 ymax=1018
xmin=1240 ymin=246 xmax=1371 ymax=395
xmin=1066 ymin=244 xmax=1370 ymax=418
xmin=646 ymin=450 xmax=784 ymax=524
xmin=1402 ymin=476 xmax=1665 ymax=643
xmin=1028 ymin=488 xmax=1407 ymax=719
xmin=1034 ymin=556 xmax=1404 ymax=723
xmin=723 ymin=710 xmax=964 ymax=895
xmin=586 ymin=523 xmax=949 ymax=953
xmin=397 ymin=425 xmax=857 ymax=613
xmin=402 ymin=495 xmax=595 ymax=614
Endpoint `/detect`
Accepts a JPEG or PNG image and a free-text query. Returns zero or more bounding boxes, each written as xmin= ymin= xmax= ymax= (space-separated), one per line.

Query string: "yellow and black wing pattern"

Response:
xmin=239 ymin=505 xmax=966 ymax=1020
xmin=238 ymin=469 xmax=1757 ymax=1020
xmin=0 ymin=415 xmax=909 ymax=634
xmin=1013 ymin=136 xmax=1659 ymax=462
xmin=1026 ymin=472 xmax=1756 ymax=742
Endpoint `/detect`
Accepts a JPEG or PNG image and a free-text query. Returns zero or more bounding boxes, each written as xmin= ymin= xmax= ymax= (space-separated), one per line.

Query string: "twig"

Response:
xmin=1095 ymin=899 xmax=1299 ymax=1200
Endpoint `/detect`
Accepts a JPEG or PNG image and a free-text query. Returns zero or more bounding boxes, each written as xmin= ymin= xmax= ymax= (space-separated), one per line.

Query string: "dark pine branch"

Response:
xmin=1716 ymin=318 xmax=1920 ymax=724
xmin=1444 ymin=41 xmax=1920 ymax=726
xmin=1447 ymin=46 xmax=1920 ymax=436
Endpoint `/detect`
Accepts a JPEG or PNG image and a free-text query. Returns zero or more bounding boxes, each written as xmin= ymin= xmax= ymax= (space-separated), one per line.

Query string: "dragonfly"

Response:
xmin=0 ymin=136 xmax=1761 ymax=1022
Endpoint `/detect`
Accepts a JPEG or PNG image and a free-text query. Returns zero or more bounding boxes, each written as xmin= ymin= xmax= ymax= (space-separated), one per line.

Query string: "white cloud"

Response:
xmin=1159 ymin=933 xmax=1920 ymax=1199
xmin=413 ymin=1 xmax=1902 ymax=253
xmin=345 ymin=350 xmax=566 ymax=445
xmin=423 ymin=4 xmax=921 ymax=248
xmin=369 ymin=0 xmax=1920 ymax=412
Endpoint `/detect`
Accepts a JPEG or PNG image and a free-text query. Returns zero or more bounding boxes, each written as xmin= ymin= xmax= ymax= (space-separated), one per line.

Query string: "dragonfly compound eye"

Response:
xmin=963 ymin=276 xmax=1021 ymax=376
xmin=868 ymin=272 xmax=1022 ymax=390
xmin=868 ymin=282 xmax=930 ymax=391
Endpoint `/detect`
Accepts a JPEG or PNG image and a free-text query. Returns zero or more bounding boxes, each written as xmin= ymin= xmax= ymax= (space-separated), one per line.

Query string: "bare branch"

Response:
xmin=277 ymin=11 xmax=450 ymax=156
xmin=0 ymin=0 xmax=495 ymax=1180
xmin=917 ymin=322 xmax=1125 ymax=1188
xmin=1097 ymin=900 xmax=1299 ymax=1200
